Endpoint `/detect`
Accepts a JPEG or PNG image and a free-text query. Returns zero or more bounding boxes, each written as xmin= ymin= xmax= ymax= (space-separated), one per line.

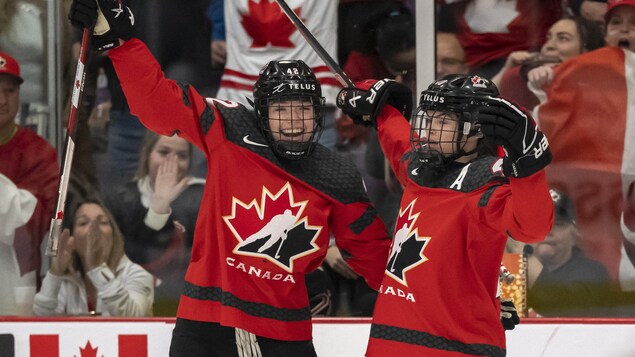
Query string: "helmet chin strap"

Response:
xmin=416 ymin=142 xmax=477 ymax=173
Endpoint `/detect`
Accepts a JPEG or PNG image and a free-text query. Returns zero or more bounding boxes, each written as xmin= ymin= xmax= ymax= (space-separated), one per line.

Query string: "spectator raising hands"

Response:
xmin=34 ymin=199 xmax=154 ymax=317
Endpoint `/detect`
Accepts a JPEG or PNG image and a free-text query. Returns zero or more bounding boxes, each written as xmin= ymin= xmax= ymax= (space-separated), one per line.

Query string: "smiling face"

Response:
xmin=541 ymin=19 xmax=583 ymax=62
xmin=147 ymin=135 xmax=190 ymax=185
xmin=606 ymin=5 xmax=635 ymax=52
xmin=267 ymin=98 xmax=316 ymax=143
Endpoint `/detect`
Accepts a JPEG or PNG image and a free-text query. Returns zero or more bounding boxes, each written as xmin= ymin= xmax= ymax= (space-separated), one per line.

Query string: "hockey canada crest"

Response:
xmin=223 ymin=183 xmax=321 ymax=272
xmin=386 ymin=199 xmax=430 ymax=286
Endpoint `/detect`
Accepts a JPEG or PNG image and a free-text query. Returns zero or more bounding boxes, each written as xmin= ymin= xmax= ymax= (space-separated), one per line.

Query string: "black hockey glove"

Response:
xmin=478 ymin=98 xmax=551 ymax=178
xmin=69 ymin=0 xmax=135 ymax=52
xmin=69 ymin=0 xmax=98 ymax=29
xmin=93 ymin=0 xmax=135 ymax=51
xmin=336 ymin=79 xmax=412 ymax=127
xmin=500 ymin=298 xmax=520 ymax=330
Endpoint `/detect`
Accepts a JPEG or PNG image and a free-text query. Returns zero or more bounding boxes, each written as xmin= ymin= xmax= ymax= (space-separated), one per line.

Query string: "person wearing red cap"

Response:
xmin=0 ymin=51 xmax=59 ymax=315
xmin=534 ymin=0 xmax=635 ymax=315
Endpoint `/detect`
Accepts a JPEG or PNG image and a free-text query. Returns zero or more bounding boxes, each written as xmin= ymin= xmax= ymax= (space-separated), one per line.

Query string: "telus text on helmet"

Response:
xmin=288 ymin=83 xmax=316 ymax=91
xmin=422 ymin=93 xmax=445 ymax=104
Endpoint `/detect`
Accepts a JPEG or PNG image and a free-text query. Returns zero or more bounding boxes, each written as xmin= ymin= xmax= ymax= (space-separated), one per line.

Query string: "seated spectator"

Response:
xmin=527 ymin=189 xmax=613 ymax=317
xmin=33 ymin=199 xmax=154 ymax=316
xmin=0 ymin=51 xmax=58 ymax=316
xmin=491 ymin=16 xmax=604 ymax=109
xmin=103 ymin=132 xmax=204 ymax=316
xmin=533 ymin=0 xmax=635 ymax=309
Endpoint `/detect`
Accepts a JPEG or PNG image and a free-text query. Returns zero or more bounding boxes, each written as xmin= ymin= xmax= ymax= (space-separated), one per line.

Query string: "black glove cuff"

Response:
xmin=94 ymin=32 xmax=122 ymax=52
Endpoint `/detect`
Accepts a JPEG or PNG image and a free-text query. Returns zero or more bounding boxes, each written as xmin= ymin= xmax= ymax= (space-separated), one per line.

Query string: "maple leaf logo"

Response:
xmin=240 ymin=0 xmax=300 ymax=48
xmin=75 ymin=341 xmax=103 ymax=357
xmin=386 ymin=199 xmax=430 ymax=287
xmin=223 ymin=182 xmax=321 ymax=272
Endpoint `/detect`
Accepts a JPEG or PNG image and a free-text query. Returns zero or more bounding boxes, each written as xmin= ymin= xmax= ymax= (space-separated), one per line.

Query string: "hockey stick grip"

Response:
xmin=45 ymin=28 xmax=91 ymax=256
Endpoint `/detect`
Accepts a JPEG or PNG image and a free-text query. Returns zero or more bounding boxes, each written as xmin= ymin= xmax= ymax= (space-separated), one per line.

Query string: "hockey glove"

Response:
xmin=336 ymin=79 xmax=412 ymax=127
xmin=93 ymin=0 xmax=135 ymax=51
xmin=69 ymin=0 xmax=98 ymax=29
xmin=500 ymin=298 xmax=520 ymax=330
xmin=478 ymin=98 xmax=551 ymax=178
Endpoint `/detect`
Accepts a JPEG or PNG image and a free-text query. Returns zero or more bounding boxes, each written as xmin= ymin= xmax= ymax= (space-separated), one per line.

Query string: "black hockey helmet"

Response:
xmin=410 ymin=74 xmax=499 ymax=169
xmin=253 ymin=60 xmax=325 ymax=161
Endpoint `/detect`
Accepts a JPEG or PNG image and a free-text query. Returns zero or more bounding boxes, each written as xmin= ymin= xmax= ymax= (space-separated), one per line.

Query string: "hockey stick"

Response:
xmin=45 ymin=28 xmax=91 ymax=256
xmin=274 ymin=0 xmax=354 ymax=88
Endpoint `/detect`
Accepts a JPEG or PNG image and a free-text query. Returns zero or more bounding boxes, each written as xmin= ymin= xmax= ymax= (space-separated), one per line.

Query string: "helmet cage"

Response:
xmin=410 ymin=75 xmax=497 ymax=168
xmin=258 ymin=94 xmax=325 ymax=160
xmin=253 ymin=60 xmax=325 ymax=160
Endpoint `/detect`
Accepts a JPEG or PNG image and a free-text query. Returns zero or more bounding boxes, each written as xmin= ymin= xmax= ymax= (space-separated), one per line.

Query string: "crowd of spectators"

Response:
xmin=1 ymin=0 xmax=634 ymax=324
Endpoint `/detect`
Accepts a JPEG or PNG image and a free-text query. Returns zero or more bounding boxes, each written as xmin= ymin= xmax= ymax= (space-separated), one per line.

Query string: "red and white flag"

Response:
xmin=30 ymin=334 xmax=147 ymax=357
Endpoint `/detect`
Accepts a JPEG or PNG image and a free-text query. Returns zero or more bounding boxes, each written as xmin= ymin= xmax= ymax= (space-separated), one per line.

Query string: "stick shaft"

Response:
xmin=45 ymin=28 xmax=91 ymax=256
xmin=274 ymin=0 xmax=354 ymax=88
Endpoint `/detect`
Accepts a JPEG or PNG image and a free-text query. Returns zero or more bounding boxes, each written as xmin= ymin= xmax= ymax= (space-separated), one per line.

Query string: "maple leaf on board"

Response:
xmin=77 ymin=340 xmax=100 ymax=357
xmin=240 ymin=0 xmax=301 ymax=48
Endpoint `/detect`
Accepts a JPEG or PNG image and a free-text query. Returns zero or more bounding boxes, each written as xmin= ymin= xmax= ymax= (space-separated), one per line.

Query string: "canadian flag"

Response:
xmin=29 ymin=334 xmax=147 ymax=357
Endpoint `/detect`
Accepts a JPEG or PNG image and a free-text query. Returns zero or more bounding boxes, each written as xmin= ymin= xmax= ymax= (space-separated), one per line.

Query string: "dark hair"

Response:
xmin=350 ymin=5 xmax=414 ymax=55
xmin=375 ymin=10 xmax=416 ymax=61
xmin=569 ymin=15 xmax=605 ymax=52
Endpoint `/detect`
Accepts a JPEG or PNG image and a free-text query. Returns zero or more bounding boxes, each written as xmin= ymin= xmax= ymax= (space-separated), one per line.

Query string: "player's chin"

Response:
xmin=279 ymin=139 xmax=310 ymax=148
xmin=280 ymin=135 xmax=311 ymax=143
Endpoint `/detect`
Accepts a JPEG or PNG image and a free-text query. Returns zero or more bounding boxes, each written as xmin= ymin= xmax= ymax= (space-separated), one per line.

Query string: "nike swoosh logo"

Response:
xmin=410 ymin=167 xmax=420 ymax=176
xmin=243 ymin=135 xmax=268 ymax=147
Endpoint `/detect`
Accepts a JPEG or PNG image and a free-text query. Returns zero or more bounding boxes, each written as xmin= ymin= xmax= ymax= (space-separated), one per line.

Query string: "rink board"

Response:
xmin=1 ymin=317 xmax=635 ymax=356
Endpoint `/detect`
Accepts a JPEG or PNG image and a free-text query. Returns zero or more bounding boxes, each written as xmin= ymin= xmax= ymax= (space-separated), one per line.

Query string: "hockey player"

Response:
xmin=337 ymin=74 xmax=554 ymax=356
xmin=213 ymin=0 xmax=341 ymax=149
xmin=68 ymin=0 xmax=391 ymax=355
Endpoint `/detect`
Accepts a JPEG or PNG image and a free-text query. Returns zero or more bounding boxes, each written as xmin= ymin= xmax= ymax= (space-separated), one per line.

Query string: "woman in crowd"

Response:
xmin=33 ymin=199 xmax=154 ymax=316
xmin=491 ymin=15 xmax=604 ymax=109
xmin=103 ymin=132 xmax=204 ymax=316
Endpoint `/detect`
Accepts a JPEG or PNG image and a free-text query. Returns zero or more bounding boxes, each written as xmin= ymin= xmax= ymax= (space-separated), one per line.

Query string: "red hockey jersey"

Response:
xmin=109 ymin=39 xmax=390 ymax=341
xmin=365 ymin=106 xmax=553 ymax=356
